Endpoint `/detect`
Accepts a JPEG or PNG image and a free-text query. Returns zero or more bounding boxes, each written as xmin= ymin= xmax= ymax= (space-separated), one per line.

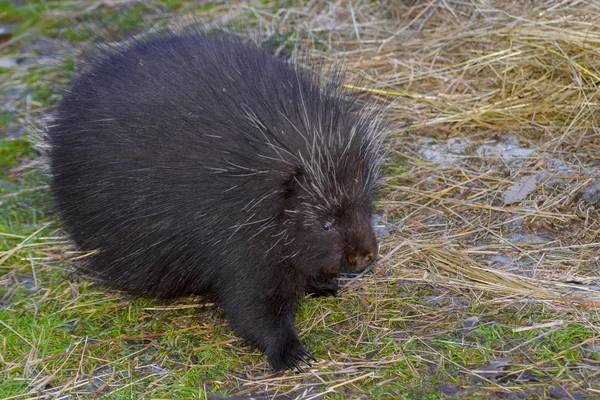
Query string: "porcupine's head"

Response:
xmin=275 ymin=86 xmax=386 ymax=280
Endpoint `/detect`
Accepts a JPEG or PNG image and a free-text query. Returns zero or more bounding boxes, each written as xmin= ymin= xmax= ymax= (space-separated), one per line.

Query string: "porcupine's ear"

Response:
xmin=282 ymin=166 xmax=304 ymax=200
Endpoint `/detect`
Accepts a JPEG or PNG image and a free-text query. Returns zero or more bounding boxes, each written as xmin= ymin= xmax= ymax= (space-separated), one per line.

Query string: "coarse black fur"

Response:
xmin=47 ymin=29 xmax=385 ymax=371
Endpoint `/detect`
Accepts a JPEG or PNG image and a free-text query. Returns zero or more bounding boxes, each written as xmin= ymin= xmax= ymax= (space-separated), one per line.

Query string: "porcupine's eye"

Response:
xmin=321 ymin=221 xmax=332 ymax=231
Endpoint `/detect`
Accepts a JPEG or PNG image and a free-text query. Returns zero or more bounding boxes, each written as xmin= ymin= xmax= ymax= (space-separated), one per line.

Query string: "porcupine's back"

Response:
xmin=48 ymin=31 xmax=381 ymax=299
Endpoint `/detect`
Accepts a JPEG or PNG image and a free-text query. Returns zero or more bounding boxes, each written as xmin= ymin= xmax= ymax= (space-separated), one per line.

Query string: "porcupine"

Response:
xmin=46 ymin=29 xmax=386 ymax=371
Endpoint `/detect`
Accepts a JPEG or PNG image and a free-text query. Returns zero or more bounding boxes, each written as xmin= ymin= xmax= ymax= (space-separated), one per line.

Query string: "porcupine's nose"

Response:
xmin=346 ymin=250 xmax=377 ymax=273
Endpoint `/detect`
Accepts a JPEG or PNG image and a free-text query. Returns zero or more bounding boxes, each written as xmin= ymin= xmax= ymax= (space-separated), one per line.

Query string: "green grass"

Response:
xmin=2 ymin=0 xmax=600 ymax=399
xmin=0 ymin=139 xmax=31 ymax=174
xmin=1 ymin=241 xmax=595 ymax=398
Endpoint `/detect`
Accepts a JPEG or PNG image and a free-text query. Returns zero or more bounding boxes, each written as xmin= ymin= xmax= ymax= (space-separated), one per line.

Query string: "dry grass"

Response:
xmin=267 ymin=0 xmax=600 ymax=305
xmin=3 ymin=0 xmax=600 ymax=398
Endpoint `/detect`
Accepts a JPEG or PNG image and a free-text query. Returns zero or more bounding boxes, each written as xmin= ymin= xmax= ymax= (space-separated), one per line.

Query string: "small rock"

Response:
xmin=17 ymin=276 xmax=38 ymax=291
xmin=424 ymin=295 xmax=448 ymax=307
xmin=447 ymin=137 xmax=469 ymax=154
xmin=437 ymin=382 xmax=460 ymax=396
xmin=87 ymin=365 xmax=114 ymax=392
xmin=0 ymin=57 xmax=17 ymax=68
xmin=572 ymin=392 xmax=589 ymax=400
xmin=503 ymin=173 xmax=545 ymax=205
xmin=489 ymin=255 xmax=514 ymax=268
xmin=500 ymin=147 xmax=535 ymax=163
xmin=461 ymin=316 xmax=480 ymax=329
xmin=579 ymin=183 xmax=600 ymax=205
xmin=0 ymin=24 xmax=16 ymax=39
xmin=418 ymin=138 xmax=464 ymax=166
xmin=584 ymin=344 xmax=600 ymax=356
xmin=475 ymin=137 xmax=534 ymax=169
xmin=514 ymin=369 xmax=551 ymax=382
xmin=509 ymin=233 xmax=549 ymax=243
xmin=139 ymin=364 xmax=169 ymax=377
xmin=547 ymin=386 xmax=567 ymax=399
xmin=472 ymin=357 xmax=512 ymax=384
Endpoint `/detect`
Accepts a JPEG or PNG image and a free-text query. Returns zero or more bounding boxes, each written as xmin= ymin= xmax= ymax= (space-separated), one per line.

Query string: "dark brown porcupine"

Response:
xmin=47 ymin=29 xmax=386 ymax=371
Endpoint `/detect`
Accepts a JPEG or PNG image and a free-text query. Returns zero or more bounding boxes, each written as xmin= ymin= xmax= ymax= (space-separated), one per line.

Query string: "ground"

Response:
xmin=1 ymin=1 xmax=600 ymax=399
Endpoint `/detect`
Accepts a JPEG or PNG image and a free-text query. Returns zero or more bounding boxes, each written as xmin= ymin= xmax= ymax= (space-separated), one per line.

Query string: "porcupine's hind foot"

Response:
xmin=307 ymin=277 xmax=339 ymax=298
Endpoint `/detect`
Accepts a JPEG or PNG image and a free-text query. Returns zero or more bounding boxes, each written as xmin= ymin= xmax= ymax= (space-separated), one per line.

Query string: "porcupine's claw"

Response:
xmin=278 ymin=341 xmax=316 ymax=373
xmin=299 ymin=348 xmax=316 ymax=362
xmin=284 ymin=358 xmax=303 ymax=373
xmin=296 ymin=354 xmax=312 ymax=368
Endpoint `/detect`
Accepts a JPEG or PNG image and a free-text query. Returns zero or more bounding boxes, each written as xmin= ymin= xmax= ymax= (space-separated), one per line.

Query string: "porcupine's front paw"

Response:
xmin=266 ymin=333 xmax=316 ymax=372
xmin=307 ymin=278 xmax=339 ymax=298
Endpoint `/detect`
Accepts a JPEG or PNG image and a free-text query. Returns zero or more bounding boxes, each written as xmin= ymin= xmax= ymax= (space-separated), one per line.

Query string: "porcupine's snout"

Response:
xmin=345 ymin=250 xmax=377 ymax=274
xmin=342 ymin=228 xmax=379 ymax=275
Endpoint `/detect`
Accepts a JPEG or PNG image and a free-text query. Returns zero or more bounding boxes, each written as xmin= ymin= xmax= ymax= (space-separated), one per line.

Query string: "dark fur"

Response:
xmin=47 ymin=31 xmax=384 ymax=371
